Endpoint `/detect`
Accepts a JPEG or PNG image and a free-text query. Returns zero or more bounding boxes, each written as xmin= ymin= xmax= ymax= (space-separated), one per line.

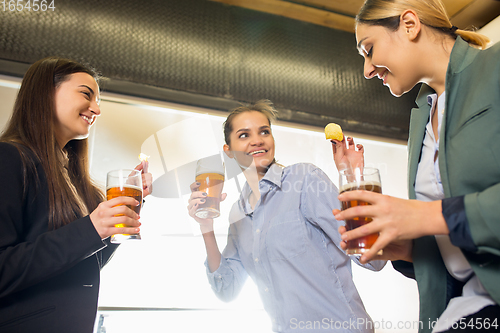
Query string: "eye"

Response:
xmin=366 ymin=47 xmax=372 ymax=58
xmin=261 ymin=129 xmax=270 ymax=135
xmin=238 ymin=132 xmax=248 ymax=139
xmin=82 ymin=91 xmax=91 ymax=99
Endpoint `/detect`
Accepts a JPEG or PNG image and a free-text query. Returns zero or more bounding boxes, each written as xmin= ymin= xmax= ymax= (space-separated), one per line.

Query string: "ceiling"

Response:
xmin=211 ymin=0 xmax=500 ymax=33
xmin=1 ymin=0 xmax=499 ymax=141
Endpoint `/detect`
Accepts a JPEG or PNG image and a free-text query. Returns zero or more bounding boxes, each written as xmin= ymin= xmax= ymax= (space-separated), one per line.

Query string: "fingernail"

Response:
xmin=200 ymin=199 xmax=205 ymax=203
xmin=202 ymin=192 xmax=207 ymax=196
xmin=341 ymin=234 xmax=347 ymax=241
xmin=196 ymin=182 xmax=201 ymax=186
xmin=136 ymin=200 xmax=140 ymax=206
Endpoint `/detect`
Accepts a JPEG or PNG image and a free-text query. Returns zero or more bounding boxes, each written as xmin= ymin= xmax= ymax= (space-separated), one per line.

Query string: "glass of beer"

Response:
xmin=106 ymin=169 xmax=143 ymax=243
xmin=195 ymin=155 xmax=225 ymax=219
xmin=339 ymin=167 xmax=382 ymax=256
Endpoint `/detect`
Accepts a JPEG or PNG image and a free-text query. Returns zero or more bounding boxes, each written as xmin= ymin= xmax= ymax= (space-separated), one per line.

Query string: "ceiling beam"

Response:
xmin=210 ymin=0 xmax=356 ymax=32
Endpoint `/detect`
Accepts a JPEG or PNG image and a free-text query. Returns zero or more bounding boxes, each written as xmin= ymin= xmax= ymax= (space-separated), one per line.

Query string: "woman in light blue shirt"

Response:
xmin=188 ymin=100 xmax=385 ymax=333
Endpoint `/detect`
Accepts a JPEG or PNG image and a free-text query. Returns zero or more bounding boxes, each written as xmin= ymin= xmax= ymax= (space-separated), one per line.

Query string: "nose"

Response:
xmin=90 ymin=100 xmax=101 ymax=116
xmin=363 ymin=57 xmax=377 ymax=79
xmin=250 ymin=134 xmax=264 ymax=146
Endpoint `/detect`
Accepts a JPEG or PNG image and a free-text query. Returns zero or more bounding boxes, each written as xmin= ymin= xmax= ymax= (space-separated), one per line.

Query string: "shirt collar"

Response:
xmin=260 ymin=163 xmax=284 ymax=188
xmin=238 ymin=163 xmax=284 ymax=215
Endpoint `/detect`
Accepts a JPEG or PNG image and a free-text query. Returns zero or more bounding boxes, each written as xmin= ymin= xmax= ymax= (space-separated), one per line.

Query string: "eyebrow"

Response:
xmin=235 ymin=125 xmax=270 ymax=133
xmin=79 ymin=85 xmax=95 ymax=95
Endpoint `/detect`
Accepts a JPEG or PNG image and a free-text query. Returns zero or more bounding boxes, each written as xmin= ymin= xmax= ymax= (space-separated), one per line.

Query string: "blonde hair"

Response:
xmin=356 ymin=0 xmax=490 ymax=49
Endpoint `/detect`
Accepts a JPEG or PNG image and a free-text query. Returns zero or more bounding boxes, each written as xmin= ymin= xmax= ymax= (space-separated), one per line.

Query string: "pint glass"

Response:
xmin=106 ymin=169 xmax=143 ymax=243
xmin=339 ymin=167 xmax=382 ymax=255
xmin=195 ymin=156 xmax=225 ymax=219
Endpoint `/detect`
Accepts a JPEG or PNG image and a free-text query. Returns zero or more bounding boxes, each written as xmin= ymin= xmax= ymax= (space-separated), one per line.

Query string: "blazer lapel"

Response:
xmin=407 ymin=86 xmax=433 ymax=199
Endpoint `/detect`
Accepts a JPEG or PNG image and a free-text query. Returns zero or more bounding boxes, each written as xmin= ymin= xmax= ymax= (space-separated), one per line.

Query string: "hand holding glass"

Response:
xmin=195 ymin=157 xmax=225 ymax=219
xmin=106 ymin=169 xmax=143 ymax=243
xmin=339 ymin=167 xmax=382 ymax=256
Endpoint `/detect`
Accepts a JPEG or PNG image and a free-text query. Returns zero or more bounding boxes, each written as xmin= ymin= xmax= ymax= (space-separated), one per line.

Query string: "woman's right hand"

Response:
xmin=337 ymin=224 xmax=413 ymax=263
xmin=188 ymin=182 xmax=227 ymax=233
xmin=331 ymin=136 xmax=365 ymax=171
xmin=90 ymin=197 xmax=141 ymax=240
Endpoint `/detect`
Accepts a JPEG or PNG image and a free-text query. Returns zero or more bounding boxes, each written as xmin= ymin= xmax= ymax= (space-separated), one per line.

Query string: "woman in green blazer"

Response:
xmin=332 ymin=0 xmax=500 ymax=332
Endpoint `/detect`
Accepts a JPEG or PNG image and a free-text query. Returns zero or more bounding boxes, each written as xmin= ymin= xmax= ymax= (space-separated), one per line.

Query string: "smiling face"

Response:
xmin=223 ymin=111 xmax=276 ymax=176
xmin=54 ymin=72 xmax=101 ymax=147
xmin=356 ymin=21 xmax=423 ymax=97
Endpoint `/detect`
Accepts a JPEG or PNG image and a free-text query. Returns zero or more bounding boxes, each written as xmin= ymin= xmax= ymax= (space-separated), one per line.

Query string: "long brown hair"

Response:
xmin=0 ymin=57 xmax=104 ymax=229
xmin=356 ymin=0 xmax=490 ymax=49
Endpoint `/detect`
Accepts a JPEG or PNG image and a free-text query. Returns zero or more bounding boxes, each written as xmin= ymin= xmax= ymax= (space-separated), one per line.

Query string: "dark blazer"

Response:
xmin=0 ymin=142 xmax=118 ymax=333
xmin=394 ymin=37 xmax=500 ymax=333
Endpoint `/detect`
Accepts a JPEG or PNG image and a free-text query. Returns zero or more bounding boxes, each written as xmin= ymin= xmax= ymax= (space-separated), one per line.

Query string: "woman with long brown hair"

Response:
xmin=0 ymin=57 xmax=152 ymax=332
xmin=332 ymin=0 xmax=499 ymax=332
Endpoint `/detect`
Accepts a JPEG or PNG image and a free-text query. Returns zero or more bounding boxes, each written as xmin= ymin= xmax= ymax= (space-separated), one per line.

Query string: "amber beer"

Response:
xmin=340 ymin=181 xmax=382 ymax=255
xmin=339 ymin=166 xmax=382 ymax=255
xmin=195 ymin=172 xmax=224 ymax=219
xmin=106 ymin=185 xmax=143 ymax=242
xmin=106 ymin=169 xmax=143 ymax=243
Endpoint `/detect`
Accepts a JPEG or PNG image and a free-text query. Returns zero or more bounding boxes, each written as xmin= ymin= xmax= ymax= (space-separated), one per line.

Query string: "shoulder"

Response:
xmin=0 ymin=142 xmax=24 ymax=167
xmin=283 ymin=163 xmax=321 ymax=176
xmin=0 ymin=142 xmax=40 ymax=178
xmin=283 ymin=163 xmax=332 ymax=183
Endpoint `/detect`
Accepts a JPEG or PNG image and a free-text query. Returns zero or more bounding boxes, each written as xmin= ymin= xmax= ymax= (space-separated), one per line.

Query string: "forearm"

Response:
xmin=202 ymin=230 xmax=222 ymax=273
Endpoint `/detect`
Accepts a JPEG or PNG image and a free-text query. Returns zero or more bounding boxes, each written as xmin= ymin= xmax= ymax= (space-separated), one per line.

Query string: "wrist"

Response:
xmin=200 ymin=222 xmax=215 ymax=234
xmin=424 ymin=200 xmax=449 ymax=236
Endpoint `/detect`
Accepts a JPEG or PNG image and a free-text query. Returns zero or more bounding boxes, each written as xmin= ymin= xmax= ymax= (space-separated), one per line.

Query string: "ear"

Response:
xmin=400 ymin=9 xmax=421 ymax=41
xmin=223 ymin=144 xmax=234 ymax=158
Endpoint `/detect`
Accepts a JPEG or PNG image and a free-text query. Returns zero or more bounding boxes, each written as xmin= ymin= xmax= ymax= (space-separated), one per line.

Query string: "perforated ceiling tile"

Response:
xmin=0 ymin=0 xmax=418 ymax=140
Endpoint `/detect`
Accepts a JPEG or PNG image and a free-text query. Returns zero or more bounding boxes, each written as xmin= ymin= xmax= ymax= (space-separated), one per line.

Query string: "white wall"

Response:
xmin=0 ymin=74 xmax=419 ymax=333
xmin=479 ymin=15 xmax=500 ymax=47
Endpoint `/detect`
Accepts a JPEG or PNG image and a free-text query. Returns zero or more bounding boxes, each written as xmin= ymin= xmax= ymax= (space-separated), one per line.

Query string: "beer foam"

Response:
xmin=106 ymin=184 xmax=143 ymax=191
xmin=339 ymin=180 xmax=382 ymax=193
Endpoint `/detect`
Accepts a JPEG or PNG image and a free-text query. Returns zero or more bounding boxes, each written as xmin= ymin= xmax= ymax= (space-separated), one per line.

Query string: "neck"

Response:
xmin=420 ymin=35 xmax=456 ymax=96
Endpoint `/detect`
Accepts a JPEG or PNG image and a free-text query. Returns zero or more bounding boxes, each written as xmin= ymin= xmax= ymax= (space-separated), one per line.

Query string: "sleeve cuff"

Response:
xmin=442 ymin=196 xmax=477 ymax=252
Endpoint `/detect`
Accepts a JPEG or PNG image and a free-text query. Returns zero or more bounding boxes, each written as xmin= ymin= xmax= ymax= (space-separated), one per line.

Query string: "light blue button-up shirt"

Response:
xmin=206 ymin=163 xmax=385 ymax=332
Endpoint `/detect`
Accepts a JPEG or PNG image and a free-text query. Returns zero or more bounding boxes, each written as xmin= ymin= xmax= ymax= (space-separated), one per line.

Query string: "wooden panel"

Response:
xmin=211 ymin=0 xmax=499 ymax=34
xmin=442 ymin=0 xmax=476 ymax=17
xmin=449 ymin=0 xmax=500 ymax=29
xmin=290 ymin=0 xmax=365 ymax=17
xmin=210 ymin=0 xmax=356 ymax=32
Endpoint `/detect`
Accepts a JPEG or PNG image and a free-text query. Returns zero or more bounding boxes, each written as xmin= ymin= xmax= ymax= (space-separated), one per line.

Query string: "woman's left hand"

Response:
xmin=134 ymin=161 xmax=153 ymax=197
xmin=333 ymin=190 xmax=448 ymax=263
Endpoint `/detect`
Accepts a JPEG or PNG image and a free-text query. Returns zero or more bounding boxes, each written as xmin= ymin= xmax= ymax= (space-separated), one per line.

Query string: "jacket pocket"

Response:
xmin=266 ymin=209 xmax=307 ymax=261
xmin=451 ymin=104 xmax=491 ymax=138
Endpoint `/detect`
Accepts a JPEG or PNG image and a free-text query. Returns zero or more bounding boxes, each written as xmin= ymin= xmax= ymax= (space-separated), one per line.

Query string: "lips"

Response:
xmin=80 ymin=114 xmax=93 ymax=125
xmin=248 ymin=149 xmax=267 ymax=156
xmin=379 ymin=70 xmax=388 ymax=85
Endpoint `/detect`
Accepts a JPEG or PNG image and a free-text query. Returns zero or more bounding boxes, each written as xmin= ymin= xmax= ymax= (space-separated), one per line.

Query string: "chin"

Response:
xmin=388 ymin=86 xmax=405 ymax=98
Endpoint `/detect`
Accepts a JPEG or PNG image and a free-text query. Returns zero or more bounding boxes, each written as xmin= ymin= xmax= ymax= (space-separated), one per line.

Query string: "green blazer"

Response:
xmin=405 ymin=37 xmax=500 ymax=332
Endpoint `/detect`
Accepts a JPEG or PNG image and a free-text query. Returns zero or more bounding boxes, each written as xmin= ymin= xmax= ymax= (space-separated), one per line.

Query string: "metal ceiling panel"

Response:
xmin=0 ymin=0 xmax=418 ymax=140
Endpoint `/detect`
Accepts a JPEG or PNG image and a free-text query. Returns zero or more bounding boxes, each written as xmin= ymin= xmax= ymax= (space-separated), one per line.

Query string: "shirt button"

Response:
xmin=254 ymin=258 xmax=259 ymax=262
xmin=256 ymin=229 xmax=260 ymax=233
xmin=265 ymin=288 xmax=269 ymax=292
